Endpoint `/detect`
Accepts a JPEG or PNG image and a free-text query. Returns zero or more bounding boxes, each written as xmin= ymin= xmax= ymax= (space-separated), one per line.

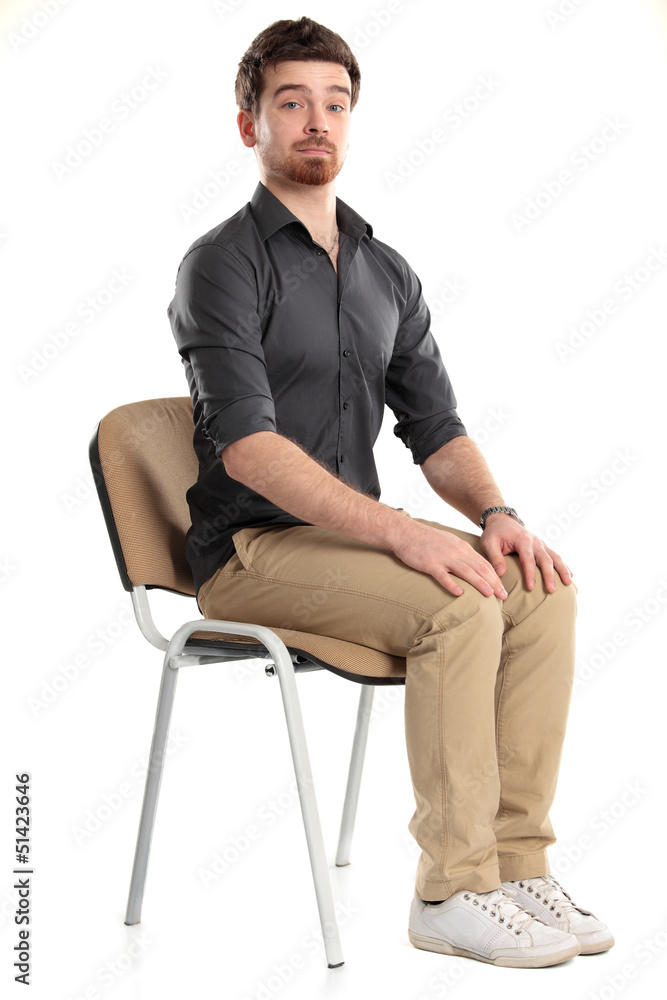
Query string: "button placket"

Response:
xmin=336 ymin=237 xmax=358 ymax=474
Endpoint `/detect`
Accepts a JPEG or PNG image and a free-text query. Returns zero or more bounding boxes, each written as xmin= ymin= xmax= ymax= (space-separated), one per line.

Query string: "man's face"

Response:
xmin=240 ymin=59 xmax=352 ymax=187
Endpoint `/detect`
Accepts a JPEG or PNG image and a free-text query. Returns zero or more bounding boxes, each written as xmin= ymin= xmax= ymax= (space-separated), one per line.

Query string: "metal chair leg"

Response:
xmin=125 ymin=620 xmax=345 ymax=968
xmin=264 ymin=629 xmax=346 ymax=968
xmin=335 ymin=684 xmax=375 ymax=867
xmin=124 ymin=647 xmax=180 ymax=925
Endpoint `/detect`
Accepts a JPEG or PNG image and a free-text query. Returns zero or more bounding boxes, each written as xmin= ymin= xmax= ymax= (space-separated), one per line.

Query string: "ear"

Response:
xmin=237 ymin=110 xmax=256 ymax=148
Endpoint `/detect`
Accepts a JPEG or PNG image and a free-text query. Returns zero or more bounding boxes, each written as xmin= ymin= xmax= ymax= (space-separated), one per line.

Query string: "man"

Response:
xmin=168 ymin=16 xmax=613 ymax=968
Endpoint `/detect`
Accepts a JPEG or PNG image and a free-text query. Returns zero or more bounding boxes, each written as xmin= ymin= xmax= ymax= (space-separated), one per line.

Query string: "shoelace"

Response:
xmin=460 ymin=888 xmax=545 ymax=935
xmin=513 ymin=874 xmax=594 ymax=917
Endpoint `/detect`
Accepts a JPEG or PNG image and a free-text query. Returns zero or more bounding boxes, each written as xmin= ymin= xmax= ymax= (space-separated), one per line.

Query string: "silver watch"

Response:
xmin=479 ymin=506 xmax=525 ymax=530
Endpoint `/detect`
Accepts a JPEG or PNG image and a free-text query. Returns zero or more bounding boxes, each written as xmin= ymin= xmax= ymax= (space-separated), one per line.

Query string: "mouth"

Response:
xmin=298 ymin=148 xmax=331 ymax=155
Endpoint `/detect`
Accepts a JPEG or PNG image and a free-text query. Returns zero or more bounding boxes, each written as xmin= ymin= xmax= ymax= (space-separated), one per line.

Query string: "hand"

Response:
xmin=392 ymin=520 xmax=509 ymax=599
xmin=480 ymin=513 xmax=573 ymax=593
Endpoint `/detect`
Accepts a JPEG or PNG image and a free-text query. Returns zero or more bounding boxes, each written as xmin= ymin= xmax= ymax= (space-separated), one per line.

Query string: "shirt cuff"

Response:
xmin=399 ymin=413 xmax=468 ymax=465
xmin=205 ymin=397 xmax=277 ymax=459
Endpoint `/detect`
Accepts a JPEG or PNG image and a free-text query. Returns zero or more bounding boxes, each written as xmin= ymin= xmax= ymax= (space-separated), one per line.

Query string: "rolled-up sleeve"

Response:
xmin=168 ymin=242 xmax=276 ymax=458
xmin=385 ymin=261 xmax=467 ymax=464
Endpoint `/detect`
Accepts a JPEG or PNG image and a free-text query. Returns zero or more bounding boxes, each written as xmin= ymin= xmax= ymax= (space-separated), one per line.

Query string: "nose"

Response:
xmin=306 ymin=108 xmax=329 ymax=135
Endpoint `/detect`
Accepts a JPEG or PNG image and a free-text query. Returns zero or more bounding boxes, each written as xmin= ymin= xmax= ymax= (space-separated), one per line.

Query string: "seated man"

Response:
xmin=168 ymin=16 xmax=613 ymax=968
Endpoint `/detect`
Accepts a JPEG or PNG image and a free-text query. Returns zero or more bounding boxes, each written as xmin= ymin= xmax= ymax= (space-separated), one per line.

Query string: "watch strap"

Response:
xmin=479 ymin=506 xmax=525 ymax=530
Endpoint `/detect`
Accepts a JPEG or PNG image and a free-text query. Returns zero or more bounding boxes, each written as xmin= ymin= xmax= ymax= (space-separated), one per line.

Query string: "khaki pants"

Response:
xmin=197 ymin=513 xmax=578 ymax=902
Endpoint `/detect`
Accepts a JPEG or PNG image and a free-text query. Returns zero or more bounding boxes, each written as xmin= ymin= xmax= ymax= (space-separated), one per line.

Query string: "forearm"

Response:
xmin=222 ymin=431 xmax=410 ymax=552
xmin=224 ymin=430 xmax=519 ymax=599
xmin=420 ymin=434 xmax=506 ymax=525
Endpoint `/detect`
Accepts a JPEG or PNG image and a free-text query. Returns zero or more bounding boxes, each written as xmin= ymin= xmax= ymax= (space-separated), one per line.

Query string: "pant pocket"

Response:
xmin=231 ymin=524 xmax=293 ymax=573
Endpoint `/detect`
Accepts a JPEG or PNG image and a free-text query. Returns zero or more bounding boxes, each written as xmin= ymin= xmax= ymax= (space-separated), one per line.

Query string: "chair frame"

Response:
xmin=90 ymin=413 xmax=405 ymax=969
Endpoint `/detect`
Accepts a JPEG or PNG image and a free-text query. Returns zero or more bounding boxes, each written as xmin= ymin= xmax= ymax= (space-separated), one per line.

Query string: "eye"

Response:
xmin=329 ymin=104 xmax=346 ymax=113
xmin=283 ymin=101 xmax=301 ymax=109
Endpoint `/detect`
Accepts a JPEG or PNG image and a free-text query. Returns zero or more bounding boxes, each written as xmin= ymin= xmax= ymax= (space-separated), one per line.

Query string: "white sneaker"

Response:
xmin=501 ymin=874 xmax=614 ymax=954
xmin=409 ymin=887 xmax=581 ymax=968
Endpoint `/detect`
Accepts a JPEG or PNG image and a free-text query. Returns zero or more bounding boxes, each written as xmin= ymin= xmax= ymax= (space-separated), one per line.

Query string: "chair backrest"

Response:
xmin=90 ymin=397 xmax=197 ymax=596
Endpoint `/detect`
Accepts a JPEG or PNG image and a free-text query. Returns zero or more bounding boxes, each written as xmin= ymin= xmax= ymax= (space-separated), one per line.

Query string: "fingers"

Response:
xmin=481 ymin=535 xmax=507 ymax=577
xmin=435 ymin=554 xmax=508 ymax=600
xmin=476 ymin=524 xmax=574 ymax=595
xmin=512 ymin=536 xmax=549 ymax=592
xmin=547 ymin=547 xmax=574 ymax=586
xmin=398 ymin=525 xmax=508 ymax=600
xmin=533 ymin=548 xmax=556 ymax=593
xmin=517 ymin=539 xmax=571 ymax=593
xmin=437 ymin=572 xmax=465 ymax=598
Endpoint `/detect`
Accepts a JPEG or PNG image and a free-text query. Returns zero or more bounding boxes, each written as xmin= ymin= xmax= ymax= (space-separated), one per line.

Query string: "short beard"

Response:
xmin=258 ymin=138 xmax=343 ymax=187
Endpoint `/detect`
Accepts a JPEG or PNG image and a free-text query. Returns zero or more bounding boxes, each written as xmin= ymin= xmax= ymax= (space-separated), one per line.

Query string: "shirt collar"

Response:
xmin=250 ymin=181 xmax=373 ymax=243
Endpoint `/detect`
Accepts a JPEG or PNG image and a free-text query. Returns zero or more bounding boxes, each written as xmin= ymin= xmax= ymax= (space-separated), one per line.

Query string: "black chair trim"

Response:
xmin=186 ymin=635 xmax=406 ymax=686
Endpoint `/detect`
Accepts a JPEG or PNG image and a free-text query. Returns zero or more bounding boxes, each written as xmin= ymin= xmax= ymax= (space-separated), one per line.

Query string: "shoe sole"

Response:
xmin=578 ymin=933 xmax=615 ymax=955
xmin=517 ymin=911 xmax=615 ymax=955
xmin=408 ymin=929 xmax=581 ymax=968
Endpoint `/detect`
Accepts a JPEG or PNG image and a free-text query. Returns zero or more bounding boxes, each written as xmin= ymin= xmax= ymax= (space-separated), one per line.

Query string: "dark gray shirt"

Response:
xmin=168 ymin=181 xmax=467 ymax=595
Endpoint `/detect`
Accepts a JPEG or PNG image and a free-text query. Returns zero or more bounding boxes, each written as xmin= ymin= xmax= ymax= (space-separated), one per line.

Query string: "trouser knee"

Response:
xmin=422 ymin=586 xmax=505 ymax=670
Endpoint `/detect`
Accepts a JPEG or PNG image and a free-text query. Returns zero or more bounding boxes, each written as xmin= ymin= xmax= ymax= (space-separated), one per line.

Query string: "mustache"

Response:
xmin=295 ymin=138 xmax=336 ymax=152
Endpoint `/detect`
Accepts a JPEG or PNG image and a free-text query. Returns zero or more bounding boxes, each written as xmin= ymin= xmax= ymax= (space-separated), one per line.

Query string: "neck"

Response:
xmin=260 ymin=174 xmax=338 ymax=241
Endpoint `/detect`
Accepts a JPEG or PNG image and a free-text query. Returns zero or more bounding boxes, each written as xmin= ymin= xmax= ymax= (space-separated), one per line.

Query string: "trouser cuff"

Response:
xmin=416 ymin=860 xmax=501 ymax=903
xmin=497 ymin=850 xmax=551 ymax=882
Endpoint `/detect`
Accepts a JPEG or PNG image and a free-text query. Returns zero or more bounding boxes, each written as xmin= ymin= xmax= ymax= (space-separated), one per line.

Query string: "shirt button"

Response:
xmin=340 ymin=455 xmax=345 ymax=463
xmin=342 ymin=402 xmax=349 ymax=410
xmin=343 ymin=349 xmax=351 ymax=357
xmin=317 ymin=249 xmax=324 ymax=255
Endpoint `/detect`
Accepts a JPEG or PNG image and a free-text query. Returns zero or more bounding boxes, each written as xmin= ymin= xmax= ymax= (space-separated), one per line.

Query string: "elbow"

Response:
xmin=220 ymin=440 xmax=246 ymax=483
xmin=220 ymin=431 xmax=275 ymax=484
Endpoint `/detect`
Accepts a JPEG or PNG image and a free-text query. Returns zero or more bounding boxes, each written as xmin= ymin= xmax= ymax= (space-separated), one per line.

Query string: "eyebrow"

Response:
xmin=271 ymin=83 xmax=351 ymax=101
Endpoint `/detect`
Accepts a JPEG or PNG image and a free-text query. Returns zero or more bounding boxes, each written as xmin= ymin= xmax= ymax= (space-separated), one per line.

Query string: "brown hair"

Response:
xmin=235 ymin=16 xmax=361 ymax=119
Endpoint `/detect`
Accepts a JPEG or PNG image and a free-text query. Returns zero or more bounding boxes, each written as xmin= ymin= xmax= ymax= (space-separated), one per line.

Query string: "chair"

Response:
xmin=89 ymin=397 xmax=407 ymax=969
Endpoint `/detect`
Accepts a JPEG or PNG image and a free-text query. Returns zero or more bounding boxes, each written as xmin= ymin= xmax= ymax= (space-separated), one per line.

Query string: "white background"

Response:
xmin=2 ymin=0 xmax=667 ymax=997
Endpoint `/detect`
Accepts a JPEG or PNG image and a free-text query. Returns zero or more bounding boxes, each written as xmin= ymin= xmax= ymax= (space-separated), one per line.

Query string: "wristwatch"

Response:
xmin=479 ymin=506 xmax=525 ymax=530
